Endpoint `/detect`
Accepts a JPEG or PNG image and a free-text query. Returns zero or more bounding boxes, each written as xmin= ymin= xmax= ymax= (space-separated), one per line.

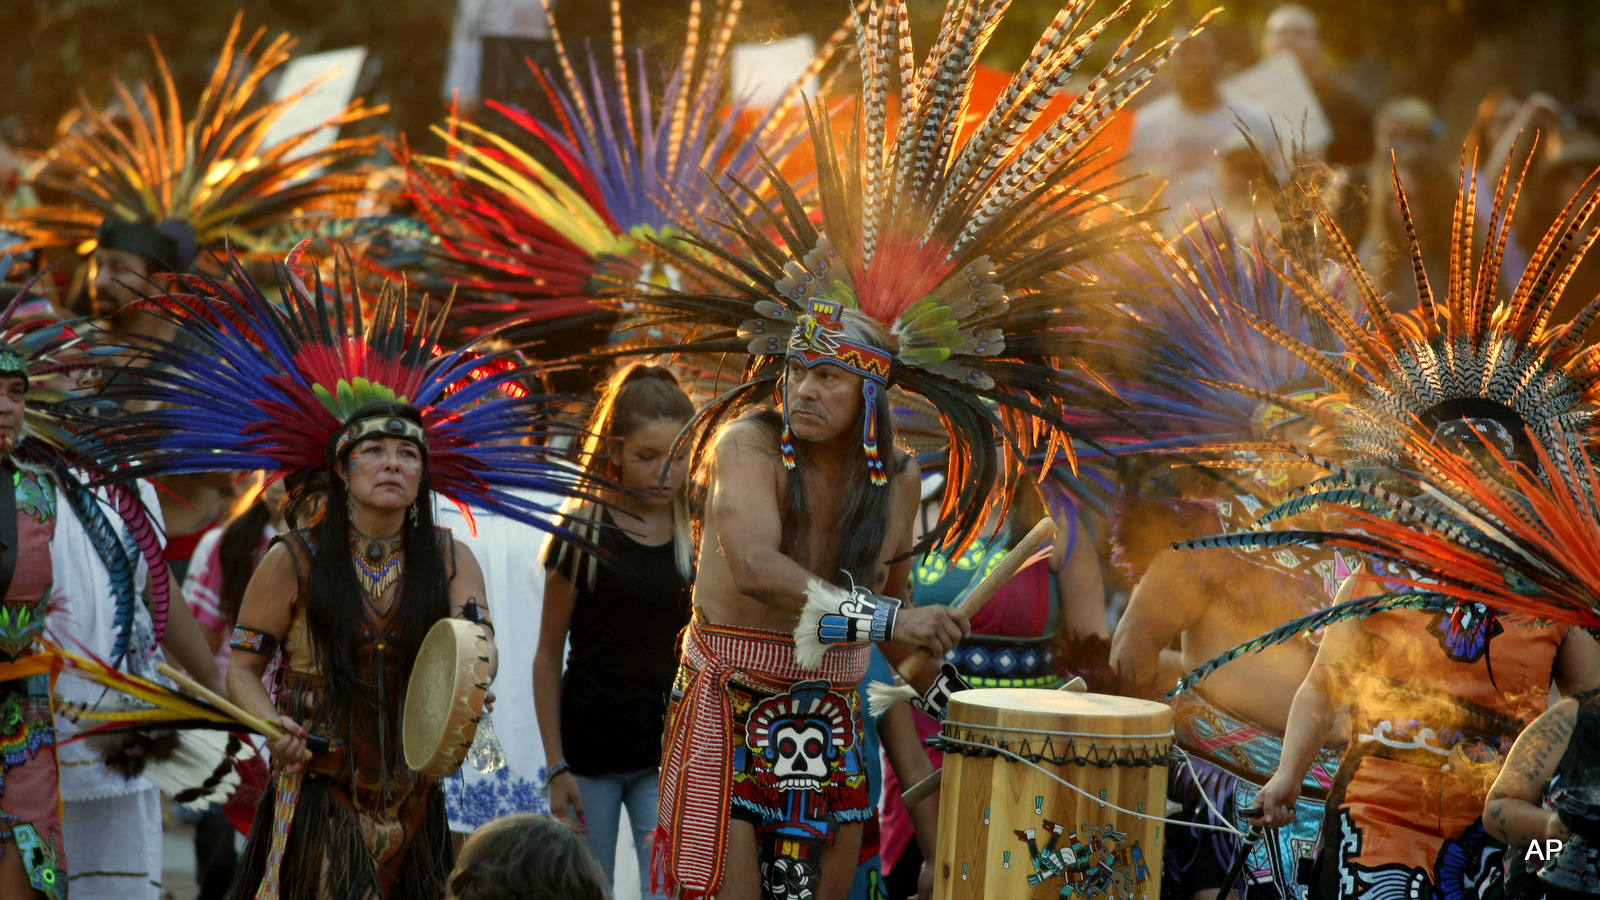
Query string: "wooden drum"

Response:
xmin=403 ymin=618 xmax=491 ymax=778
xmin=932 ymin=689 xmax=1172 ymax=900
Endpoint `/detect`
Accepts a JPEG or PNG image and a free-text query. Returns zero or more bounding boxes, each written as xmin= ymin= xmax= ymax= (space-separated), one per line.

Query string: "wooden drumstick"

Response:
xmin=157 ymin=663 xmax=314 ymax=761
xmin=899 ymin=676 xmax=1087 ymax=808
xmin=865 ymin=517 xmax=1057 ymax=716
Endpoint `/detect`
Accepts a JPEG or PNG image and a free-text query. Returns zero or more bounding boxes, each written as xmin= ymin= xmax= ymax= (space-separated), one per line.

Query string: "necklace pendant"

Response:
xmin=366 ymin=542 xmax=385 ymax=565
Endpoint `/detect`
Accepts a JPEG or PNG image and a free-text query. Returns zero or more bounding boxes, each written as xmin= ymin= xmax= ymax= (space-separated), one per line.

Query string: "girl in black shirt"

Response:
xmin=534 ymin=364 xmax=694 ymax=898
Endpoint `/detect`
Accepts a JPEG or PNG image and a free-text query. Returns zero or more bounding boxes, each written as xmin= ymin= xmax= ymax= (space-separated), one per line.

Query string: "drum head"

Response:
xmin=944 ymin=688 xmax=1171 ymax=738
xmin=948 ymin=688 xmax=1168 ymax=719
xmin=403 ymin=618 xmax=478 ymax=774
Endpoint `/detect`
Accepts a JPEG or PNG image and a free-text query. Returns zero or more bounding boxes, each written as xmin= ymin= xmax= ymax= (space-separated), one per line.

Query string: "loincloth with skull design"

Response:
xmin=727 ymin=678 xmax=871 ymax=832
xmin=653 ymin=615 xmax=870 ymax=900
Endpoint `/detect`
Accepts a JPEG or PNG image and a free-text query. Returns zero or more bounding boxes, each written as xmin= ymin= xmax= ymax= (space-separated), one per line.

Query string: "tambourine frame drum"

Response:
xmin=931 ymin=688 xmax=1172 ymax=900
xmin=403 ymin=618 xmax=491 ymax=778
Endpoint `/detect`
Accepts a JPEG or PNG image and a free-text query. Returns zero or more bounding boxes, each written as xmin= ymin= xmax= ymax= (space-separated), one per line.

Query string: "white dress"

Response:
xmin=433 ymin=490 xmax=557 ymax=831
xmin=48 ymin=478 xmax=167 ymax=900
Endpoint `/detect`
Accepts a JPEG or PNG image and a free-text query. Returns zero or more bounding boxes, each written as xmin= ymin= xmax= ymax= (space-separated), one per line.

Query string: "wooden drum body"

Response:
xmin=932 ymin=689 xmax=1172 ymax=900
xmin=403 ymin=618 xmax=491 ymax=778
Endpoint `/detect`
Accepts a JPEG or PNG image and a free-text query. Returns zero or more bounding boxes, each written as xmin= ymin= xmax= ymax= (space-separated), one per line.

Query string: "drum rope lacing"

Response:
xmin=934 ymin=733 xmax=1248 ymax=837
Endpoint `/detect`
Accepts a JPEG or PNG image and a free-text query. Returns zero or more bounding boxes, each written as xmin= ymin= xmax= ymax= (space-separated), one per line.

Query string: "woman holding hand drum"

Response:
xmin=92 ymin=251 xmax=598 ymax=900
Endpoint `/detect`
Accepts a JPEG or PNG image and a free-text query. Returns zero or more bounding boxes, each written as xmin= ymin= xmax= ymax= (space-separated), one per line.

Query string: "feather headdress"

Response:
xmin=1 ymin=14 xmax=383 ymax=268
xmin=1114 ymin=212 xmax=1352 ymax=453
xmin=0 ymin=258 xmax=169 ymax=663
xmin=368 ymin=0 xmax=855 ymax=340
xmin=1169 ymin=427 xmax=1600 ymax=696
xmin=1225 ymin=148 xmax=1600 ymax=467
xmin=82 ymin=241 xmax=596 ymax=534
xmin=616 ymin=0 xmax=1211 ymax=555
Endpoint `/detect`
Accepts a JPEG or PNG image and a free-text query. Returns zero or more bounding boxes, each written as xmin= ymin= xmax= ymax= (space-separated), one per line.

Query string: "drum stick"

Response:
xmin=157 ymin=663 xmax=313 ymax=760
xmin=899 ymin=675 xmax=1086 ymax=807
xmin=866 ymin=517 xmax=1057 ymax=716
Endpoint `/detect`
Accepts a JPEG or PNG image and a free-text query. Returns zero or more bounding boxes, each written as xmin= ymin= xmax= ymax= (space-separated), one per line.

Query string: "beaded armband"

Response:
xmin=459 ymin=602 xmax=494 ymax=635
xmin=818 ymin=588 xmax=900 ymax=644
xmin=230 ymin=625 xmax=279 ymax=656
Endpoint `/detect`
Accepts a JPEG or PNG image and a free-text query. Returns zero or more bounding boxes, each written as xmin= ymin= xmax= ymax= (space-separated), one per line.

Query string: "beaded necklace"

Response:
xmin=350 ymin=528 xmax=403 ymax=599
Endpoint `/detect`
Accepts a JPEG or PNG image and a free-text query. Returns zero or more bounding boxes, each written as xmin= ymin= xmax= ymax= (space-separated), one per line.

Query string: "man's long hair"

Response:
xmin=776 ymin=310 xmax=899 ymax=588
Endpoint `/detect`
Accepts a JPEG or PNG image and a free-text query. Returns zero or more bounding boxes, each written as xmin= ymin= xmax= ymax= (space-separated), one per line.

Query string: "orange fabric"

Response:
xmin=1335 ymin=592 xmax=1563 ymax=871
xmin=1352 ymin=605 xmax=1559 ymax=739
xmin=729 ymin=64 xmax=1132 ymax=193
xmin=1338 ymin=757 xmax=1491 ymax=872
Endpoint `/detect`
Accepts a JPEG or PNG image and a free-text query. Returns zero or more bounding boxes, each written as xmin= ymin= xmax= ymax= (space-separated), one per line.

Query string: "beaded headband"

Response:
xmin=781 ymin=299 xmax=894 ymax=485
xmin=331 ymin=414 xmax=428 ymax=464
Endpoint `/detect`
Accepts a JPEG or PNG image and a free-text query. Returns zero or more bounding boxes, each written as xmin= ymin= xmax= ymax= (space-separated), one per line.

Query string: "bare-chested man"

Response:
xmin=1111 ymin=413 xmax=1353 ymax=900
xmin=654 ymin=306 xmax=970 ymax=900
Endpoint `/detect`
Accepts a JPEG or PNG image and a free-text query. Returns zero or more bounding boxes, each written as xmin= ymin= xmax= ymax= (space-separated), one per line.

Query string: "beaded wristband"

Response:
xmin=818 ymin=588 xmax=901 ymax=644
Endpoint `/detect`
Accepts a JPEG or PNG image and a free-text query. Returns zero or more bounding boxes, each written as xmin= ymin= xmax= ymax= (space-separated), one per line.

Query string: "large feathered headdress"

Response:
xmin=616 ymin=0 xmax=1209 ymax=555
xmin=1115 ymin=212 xmax=1352 ymax=453
xmin=2 ymin=15 xmax=383 ymax=269
xmin=83 ymin=241 xmax=596 ymax=533
xmin=1229 ymin=150 xmax=1600 ymax=467
xmin=365 ymin=0 xmax=855 ymax=340
xmin=1170 ymin=426 xmax=1600 ymax=697
xmin=0 ymin=258 xmax=170 ymax=664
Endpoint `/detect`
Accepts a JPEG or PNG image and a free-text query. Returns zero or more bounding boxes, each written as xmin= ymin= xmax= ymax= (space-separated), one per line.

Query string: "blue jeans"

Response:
xmin=569 ymin=768 xmax=666 ymax=900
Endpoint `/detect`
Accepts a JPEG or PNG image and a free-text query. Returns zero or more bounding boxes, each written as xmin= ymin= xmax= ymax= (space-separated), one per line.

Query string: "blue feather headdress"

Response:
xmin=82 ymin=242 xmax=601 ymax=537
xmin=1113 ymin=211 xmax=1354 ymax=455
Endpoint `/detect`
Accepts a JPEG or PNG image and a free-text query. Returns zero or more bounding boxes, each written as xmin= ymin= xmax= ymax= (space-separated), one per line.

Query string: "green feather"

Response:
xmin=311 ymin=383 xmax=342 ymax=418
xmin=896 ymin=294 xmax=963 ymax=367
xmin=818 ymin=280 xmax=861 ymax=310
xmin=313 ymin=378 xmax=401 ymax=421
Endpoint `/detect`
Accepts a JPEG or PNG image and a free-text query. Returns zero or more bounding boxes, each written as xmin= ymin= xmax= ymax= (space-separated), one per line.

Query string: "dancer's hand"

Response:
xmin=550 ymin=772 xmax=587 ymax=833
xmin=1252 ymin=774 xmax=1301 ymax=827
xmin=894 ymin=605 xmax=970 ymax=656
xmin=916 ymin=860 xmax=934 ymax=900
xmin=483 ymin=690 xmax=496 ymax=713
xmin=267 ymin=715 xmax=309 ymax=774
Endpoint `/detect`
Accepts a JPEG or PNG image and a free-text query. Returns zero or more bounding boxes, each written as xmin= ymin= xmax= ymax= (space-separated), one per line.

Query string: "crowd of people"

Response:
xmin=0 ymin=2 xmax=1598 ymax=900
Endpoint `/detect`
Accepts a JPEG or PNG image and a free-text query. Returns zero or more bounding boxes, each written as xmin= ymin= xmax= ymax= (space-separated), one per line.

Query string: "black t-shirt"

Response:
xmin=546 ymin=509 xmax=692 ymax=776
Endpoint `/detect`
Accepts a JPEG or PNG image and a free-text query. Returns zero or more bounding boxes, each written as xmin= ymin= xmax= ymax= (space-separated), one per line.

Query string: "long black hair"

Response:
xmin=297 ymin=401 xmax=452 ymax=726
xmin=739 ymin=375 xmax=899 ymax=590
xmin=218 ymin=499 xmax=273 ymax=622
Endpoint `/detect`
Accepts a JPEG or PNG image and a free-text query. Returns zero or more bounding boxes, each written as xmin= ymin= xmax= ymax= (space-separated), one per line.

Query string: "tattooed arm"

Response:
xmin=1484 ymin=698 xmax=1578 ymax=846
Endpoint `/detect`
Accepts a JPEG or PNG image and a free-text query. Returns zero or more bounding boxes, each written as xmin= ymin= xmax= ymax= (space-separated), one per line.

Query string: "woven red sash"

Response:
xmin=654 ymin=618 xmax=868 ymax=899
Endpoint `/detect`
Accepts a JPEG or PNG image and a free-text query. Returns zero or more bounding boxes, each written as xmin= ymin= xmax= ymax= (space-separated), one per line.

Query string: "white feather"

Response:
xmin=866 ymin=679 xmax=918 ymax=717
xmin=140 ymin=731 xmax=248 ymax=809
xmin=794 ymin=578 xmax=849 ymax=669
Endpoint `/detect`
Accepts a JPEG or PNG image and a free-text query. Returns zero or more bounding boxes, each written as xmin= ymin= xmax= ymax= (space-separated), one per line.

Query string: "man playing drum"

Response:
xmin=1107 ymin=213 xmax=1357 ymax=900
xmin=626 ymin=2 xmax=1195 ymax=896
xmin=627 ymin=0 xmax=1203 ymax=890
xmin=653 ymin=307 xmax=970 ymax=900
